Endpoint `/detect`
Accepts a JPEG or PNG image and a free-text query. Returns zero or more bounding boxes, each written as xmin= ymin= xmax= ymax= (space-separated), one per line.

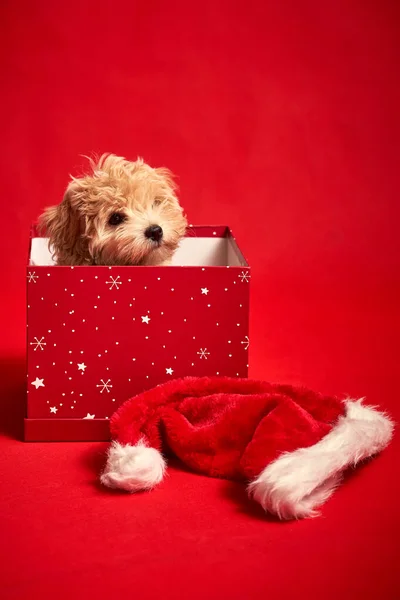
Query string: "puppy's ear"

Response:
xmin=154 ymin=167 xmax=177 ymax=192
xmin=38 ymin=183 xmax=88 ymax=265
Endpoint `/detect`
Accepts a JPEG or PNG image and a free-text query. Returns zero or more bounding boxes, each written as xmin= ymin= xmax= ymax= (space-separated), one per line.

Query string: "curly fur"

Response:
xmin=39 ymin=154 xmax=187 ymax=266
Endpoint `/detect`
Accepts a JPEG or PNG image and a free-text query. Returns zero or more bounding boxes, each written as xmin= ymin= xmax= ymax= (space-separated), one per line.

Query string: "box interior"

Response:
xmin=30 ymin=234 xmax=248 ymax=267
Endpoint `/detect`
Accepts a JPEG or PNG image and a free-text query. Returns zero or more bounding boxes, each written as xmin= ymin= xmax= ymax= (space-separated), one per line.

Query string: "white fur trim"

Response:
xmin=249 ymin=400 xmax=394 ymax=520
xmin=100 ymin=441 xmax=166 ymax=492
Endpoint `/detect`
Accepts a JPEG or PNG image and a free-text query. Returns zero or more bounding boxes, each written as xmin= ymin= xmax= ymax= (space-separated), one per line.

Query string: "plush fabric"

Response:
xmin=109 ymin=376 xmax=346 ymax=480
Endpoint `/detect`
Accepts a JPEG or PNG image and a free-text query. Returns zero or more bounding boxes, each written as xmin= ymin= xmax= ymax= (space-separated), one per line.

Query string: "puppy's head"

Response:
xmin=39 ymin=154 xmax=187 ymax=266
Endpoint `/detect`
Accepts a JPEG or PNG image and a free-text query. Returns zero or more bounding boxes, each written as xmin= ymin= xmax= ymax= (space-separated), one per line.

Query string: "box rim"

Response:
xmin=24 ymin=418 xmax=111 ymax=442
xmin=28 ymin=224 xmax=250 ymax=269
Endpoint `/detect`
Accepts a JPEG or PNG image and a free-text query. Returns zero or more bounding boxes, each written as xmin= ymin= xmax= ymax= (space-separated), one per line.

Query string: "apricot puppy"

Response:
xmin=40 ymin=154 xmax=187 ymax=266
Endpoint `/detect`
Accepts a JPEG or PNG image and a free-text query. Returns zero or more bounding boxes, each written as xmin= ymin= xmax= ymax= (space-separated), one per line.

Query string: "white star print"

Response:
xmin=201 ymin=288 xmax=209 ymax=295
xmin=30 ymin=337 xmax=46 ymax=351
xmin=78 ymin=363 xmax=87 ymax=372
xmin=197 ymin=348 xmax=210 ymax=360
xmin=166 ymin=368 xmax=174 ymax=375
xmin=96 ymin=379 xmax=113 ymax=393
xmin=239 ymin=270 xmax=251 ymax=283
xmin=50 ymin=406 xmax=58 ymax=414
xmin=27 ymin=271 xmax=39 ymax=283
xmin=31 ymin=377 xmax=44 ymax=389
xmin=141 ymin=315 xmax=151 ymax=324
xmin=106 ymin=275 xmax=122 ymax=290
xmin=83 ymin=413 xmax=95 ymax=419
xmin=241 ymin=336 xmax=250 ymax=350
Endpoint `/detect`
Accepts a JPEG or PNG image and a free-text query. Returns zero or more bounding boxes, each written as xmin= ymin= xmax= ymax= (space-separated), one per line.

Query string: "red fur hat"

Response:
xmin=100 ymin=376 xmax=393 ymax=519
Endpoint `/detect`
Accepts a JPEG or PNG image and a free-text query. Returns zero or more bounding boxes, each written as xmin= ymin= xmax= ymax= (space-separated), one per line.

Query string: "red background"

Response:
xmin=1 ymin=1 xmax=399 ymax=598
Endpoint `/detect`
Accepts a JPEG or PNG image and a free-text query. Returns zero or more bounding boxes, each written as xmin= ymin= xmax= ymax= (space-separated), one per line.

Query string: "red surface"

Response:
xmin=26 ymin=227 xmax=249 ymax=428
xmin=1 ymin=1 xmax=399 ymax=598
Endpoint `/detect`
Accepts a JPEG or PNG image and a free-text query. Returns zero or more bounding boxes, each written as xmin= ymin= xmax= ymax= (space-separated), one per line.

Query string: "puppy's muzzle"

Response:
xmin=145 ymin=225 xmax=163 ymax=242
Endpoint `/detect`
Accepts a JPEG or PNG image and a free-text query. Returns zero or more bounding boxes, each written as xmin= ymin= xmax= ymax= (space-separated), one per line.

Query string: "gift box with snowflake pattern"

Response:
xmin=25 ymin=226 xmax=250 ymax=441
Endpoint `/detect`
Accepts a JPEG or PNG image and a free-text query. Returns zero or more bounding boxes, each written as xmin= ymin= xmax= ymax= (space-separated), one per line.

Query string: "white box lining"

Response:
xmin=30 ymin=237 xmax=247 ymax=267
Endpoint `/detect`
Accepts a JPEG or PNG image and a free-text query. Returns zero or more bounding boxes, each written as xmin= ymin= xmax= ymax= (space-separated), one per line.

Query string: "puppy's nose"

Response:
xmin=145 ymin=225 xmax=163 ymax=242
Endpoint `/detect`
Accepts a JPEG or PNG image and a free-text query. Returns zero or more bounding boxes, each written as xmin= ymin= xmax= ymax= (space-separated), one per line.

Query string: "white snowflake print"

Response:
xmin=197 ymin=348 xmax=210 ymax=360
xmin=31 ymin=377 xmax=45 ymax=389
xmin=241 ymin=336 xmax=250 ymax=350
xmin=27 ymin=271 xmax=39 ymax=283
xmin=238 ymin=271 xmax=251 ymax=283
xmin=96 ymin=379 xmax=113 ymax=393
xmin=166 ymin=367 xmax=174 ymax=375
xmin=83 ymin=413 xmax=95 ymax=419
xmin=106 ymin=275 xmax=122 ymax=290
xmin=30 ymin=337 xmax=47 ymax=351
xmin=141 ymin=315 xmax=151 ymax=324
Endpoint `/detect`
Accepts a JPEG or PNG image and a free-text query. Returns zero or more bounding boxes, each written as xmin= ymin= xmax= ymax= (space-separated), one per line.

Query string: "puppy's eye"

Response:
xmin=153 ymin=199 xmax=162 ymax=207
xmin=108 ymin=213 xmax=125 ymax=226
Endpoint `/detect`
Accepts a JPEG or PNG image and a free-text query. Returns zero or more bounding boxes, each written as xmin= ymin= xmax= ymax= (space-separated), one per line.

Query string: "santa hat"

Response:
xmin=100 ymin=376 xmax=393 ymax=519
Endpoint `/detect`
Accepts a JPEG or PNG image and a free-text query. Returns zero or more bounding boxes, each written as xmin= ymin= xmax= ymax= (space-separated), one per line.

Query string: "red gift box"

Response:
xmin=25 ymin=226 xmax=250 ymax=441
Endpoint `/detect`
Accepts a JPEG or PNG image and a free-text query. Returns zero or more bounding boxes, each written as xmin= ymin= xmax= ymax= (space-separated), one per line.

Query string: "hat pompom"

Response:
xmin=100 ymin=440 xmax=166 ymax=492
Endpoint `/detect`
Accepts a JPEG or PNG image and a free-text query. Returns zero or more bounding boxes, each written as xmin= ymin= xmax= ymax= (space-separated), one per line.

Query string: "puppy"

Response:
xmin=39 ymin=154 xmax=187 ymax=266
